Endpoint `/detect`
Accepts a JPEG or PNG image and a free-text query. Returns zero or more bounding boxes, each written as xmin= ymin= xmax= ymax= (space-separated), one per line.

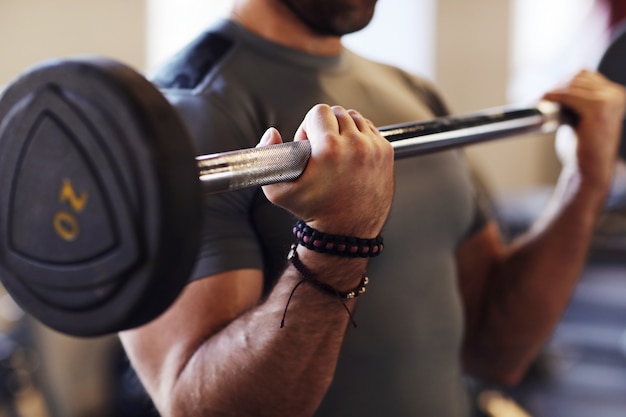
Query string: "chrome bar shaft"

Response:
xmin=196 ymin=101 xmax=563 ymax=195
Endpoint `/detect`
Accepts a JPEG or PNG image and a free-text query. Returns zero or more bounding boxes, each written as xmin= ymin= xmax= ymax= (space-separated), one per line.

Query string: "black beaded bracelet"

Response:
xmin=292 ymin=220 xmax=384 ymax=258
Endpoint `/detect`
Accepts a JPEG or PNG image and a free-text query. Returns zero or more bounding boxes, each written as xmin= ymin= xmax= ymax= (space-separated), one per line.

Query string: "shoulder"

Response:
xmin=150 ymin=25 xmax=234 ymax=90
xmin=344 ymin=50 xmax=450 ymax=117
xmin=146 ymin=23 xmax=264 ymax=154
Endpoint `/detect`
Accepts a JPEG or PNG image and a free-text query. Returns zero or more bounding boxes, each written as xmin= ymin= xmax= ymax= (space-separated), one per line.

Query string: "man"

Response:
xmin=119 ymin=0 xmax=626 ymax=416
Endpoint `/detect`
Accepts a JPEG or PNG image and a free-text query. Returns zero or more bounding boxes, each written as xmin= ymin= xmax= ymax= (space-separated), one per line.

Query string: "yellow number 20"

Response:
xmin=53 ymin=179 xmax=88 ymax=242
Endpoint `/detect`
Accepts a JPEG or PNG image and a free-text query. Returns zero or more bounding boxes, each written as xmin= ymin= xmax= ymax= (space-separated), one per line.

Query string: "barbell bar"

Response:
xmin=0 ymin=25 xmax=623 ymax=336
xmin=197 ymin=100 xmax=562 ymax=195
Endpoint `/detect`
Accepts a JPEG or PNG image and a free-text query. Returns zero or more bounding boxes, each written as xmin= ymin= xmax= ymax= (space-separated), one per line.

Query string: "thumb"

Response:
xmin=256 ymin=127 xmax=283 ymax=148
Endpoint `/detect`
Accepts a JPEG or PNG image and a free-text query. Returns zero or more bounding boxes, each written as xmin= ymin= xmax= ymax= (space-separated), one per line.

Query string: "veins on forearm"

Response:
xmin=170 ymin=269 xmax=359 ymax=417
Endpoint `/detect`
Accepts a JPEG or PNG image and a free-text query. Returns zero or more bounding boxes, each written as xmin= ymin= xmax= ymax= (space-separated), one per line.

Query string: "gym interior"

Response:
xmin=1 ymin=0 xmax=625 ymax=416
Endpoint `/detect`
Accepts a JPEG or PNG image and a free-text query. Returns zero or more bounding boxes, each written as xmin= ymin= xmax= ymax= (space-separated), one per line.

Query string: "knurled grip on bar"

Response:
xmin=196 ymin=100 xmax=564 ymax=195
xmin=197 ymin=141 xmax=312 ymax=195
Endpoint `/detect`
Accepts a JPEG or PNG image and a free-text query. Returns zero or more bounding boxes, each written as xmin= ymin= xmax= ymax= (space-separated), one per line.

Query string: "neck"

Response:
xmin=229 ymin=0 xmax=343 ymax=56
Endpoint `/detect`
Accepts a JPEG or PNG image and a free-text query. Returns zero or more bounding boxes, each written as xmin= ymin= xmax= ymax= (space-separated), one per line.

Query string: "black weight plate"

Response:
xmin=0 ymin=58 xmax=202 ymax=336
xmin=598 ymin=22 xmax=626 ymax=160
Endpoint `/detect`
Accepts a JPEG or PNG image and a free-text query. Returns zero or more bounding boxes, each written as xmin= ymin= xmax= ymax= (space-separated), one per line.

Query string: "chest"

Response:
xmin=388 ymin=151 xmax=476 ymax=251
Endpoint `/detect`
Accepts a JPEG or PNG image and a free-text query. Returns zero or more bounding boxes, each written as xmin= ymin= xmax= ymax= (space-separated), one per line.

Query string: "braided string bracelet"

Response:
xmin=280 ymin=244 xmax=369 ymax=328
xmin=281 ymin=221 xmax=384 ymax=327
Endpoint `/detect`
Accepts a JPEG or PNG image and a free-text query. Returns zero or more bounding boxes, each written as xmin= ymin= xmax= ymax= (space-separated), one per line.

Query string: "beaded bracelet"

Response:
xmin=292 ymin=220 xmax=384 ymax=258
xmin=280 ymin=244 xmax=368 ymax=328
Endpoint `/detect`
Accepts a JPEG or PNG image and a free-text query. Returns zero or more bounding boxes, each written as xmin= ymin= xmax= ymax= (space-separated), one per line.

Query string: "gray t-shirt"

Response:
xmin=153 ymin=19 xmax=480 ymax=417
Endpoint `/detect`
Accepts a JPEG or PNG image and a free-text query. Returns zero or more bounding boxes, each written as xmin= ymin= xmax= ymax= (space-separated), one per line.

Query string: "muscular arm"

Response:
xmin=119 ymin=105 xmax=395 ymax=417
xmin=459 ymin=178 xmax=604 ymax=385
xmin=458 ymin=71 xmax=626 ymax=385
xmin=121 ymin=258 xmax=368 ymax=417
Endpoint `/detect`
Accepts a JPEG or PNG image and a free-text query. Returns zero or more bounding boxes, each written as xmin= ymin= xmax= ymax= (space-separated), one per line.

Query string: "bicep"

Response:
xmin=456 ymin=221 xmax=504 ymax=340
xmin=119 ymin=269 xmax=263 ymax=401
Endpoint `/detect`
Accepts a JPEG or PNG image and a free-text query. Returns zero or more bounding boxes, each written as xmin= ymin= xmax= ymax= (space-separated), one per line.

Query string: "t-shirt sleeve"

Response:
xmin=163 ymin=90 xmax=265 ymax=282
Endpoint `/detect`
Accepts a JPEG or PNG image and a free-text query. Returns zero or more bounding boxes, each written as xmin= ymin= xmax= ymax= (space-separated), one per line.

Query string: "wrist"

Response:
xmin=281 ymin=244 xmax=369 ymax=329
xmin=562 ymin=166 xmax=612 ymax=213
xmin=288 ymin=244 xmax=369 ymax=300
xmin=292 ymin=220 xmax=384 ymax=258
xmin=292 ymin=244 xmax=369 ymax=291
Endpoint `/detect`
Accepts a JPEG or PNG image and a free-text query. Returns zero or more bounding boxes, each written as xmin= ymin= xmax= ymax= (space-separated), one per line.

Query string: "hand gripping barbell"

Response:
xmin=0 ymin=27 xmax=624 ymax=337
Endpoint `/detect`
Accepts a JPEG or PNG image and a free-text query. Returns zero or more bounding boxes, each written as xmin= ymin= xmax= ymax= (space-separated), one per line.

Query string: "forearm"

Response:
xmin=465 ymin=69 xmax=625 ymax=383
xmin=121 ymin=104 xmax=394 ymax=416
xmin=135 ymin=252 xmax=368 ymax=417
xmin=464 ymin=166 xmax=609 ymax=384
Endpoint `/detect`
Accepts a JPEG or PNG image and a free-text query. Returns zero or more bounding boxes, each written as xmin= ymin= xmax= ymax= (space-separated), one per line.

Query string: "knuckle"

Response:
xmin=313 ymin=103 xmax=331 ymax=112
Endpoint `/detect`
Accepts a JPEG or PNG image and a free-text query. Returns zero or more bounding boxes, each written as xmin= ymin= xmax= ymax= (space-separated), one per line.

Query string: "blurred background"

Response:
xmin=1 ymin=0 xmax=625 ymax=416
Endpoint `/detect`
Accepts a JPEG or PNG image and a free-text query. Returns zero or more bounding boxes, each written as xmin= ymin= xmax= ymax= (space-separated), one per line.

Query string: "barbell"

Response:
xmin=0 ymin=28 xmax=624 ymax=337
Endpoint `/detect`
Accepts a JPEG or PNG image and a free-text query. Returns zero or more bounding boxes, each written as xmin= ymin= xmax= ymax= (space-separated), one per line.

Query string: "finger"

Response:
xmin=295 ymin=103 xmax=339 ymax=142
xmin=332 ymin=105 xmax=361 ymax=135
xmin=347 ymin=109 xmax=369 ymax=132
xmin=544 ymin=70 xmax=609 ymax=101
xmin=366 ymin=118 xmax=384 ymax=138
xmin=294 ymin=119 xmax=307 ymax=142
xmin=346 ymin=109 xmax=383 ymax=139
xmin=255 ymin=127 xmax=283 ymax=148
